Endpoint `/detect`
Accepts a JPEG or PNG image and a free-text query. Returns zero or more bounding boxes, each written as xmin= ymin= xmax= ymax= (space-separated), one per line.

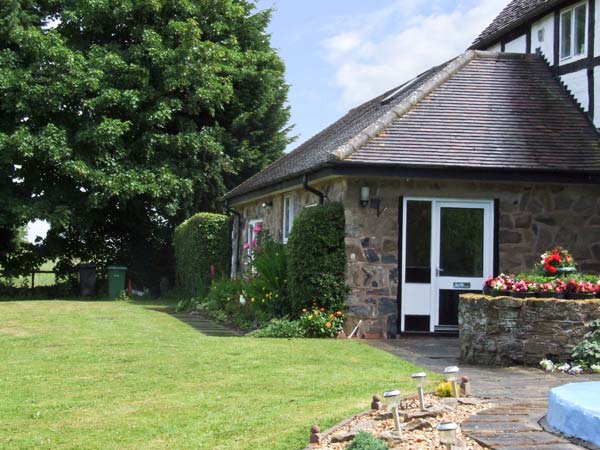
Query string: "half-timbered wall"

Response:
xmin=485 ymin=0 xmax=600 ymax=124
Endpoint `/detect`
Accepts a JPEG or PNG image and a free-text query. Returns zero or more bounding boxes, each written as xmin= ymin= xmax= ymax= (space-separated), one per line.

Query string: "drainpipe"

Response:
xmin=302 ymin=174 xmax=326 ymax=204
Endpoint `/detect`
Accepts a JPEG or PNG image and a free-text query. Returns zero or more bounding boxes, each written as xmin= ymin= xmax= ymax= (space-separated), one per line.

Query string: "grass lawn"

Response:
xmin=0 ymin=300 xmax=438 ymax=450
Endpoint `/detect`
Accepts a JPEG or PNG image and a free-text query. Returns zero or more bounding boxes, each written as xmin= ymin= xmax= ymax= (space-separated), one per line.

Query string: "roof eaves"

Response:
xmin=470 ymin=0 xmax=563 ymax=50
xmin=331 ymin=50 xmax=479 ymax=161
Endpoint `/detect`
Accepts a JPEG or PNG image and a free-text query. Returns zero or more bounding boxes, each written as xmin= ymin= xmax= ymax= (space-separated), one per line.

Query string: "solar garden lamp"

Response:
xmin=437 ymin=421 xmax=458 ymax=450
xmin=383 ymin=389 xmax=402 ymax=432
xmin=411 ymin=372 xmax=427 ymax=411
xmin=444 ymin=366 xmax=460 ymax=399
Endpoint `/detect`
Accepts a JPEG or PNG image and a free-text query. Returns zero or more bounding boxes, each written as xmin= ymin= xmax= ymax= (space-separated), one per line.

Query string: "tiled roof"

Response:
xmin=471 ymin=0 xmax=558 ymax=49
xmin=226 ymin=51 xmax=600 ymax=201
xmin=225 ymin=62 xmax=449 ymax=200
xmin=349 ymin=52 xmax=600 ymax=170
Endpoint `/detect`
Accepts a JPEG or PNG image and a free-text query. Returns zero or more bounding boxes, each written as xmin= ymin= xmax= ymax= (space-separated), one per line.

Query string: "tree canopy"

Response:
xmin=0 ymin=0 xmax=291 ymax=286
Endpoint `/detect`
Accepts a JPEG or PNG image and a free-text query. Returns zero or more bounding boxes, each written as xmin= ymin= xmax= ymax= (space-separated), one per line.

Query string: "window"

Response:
xmin=560 ymin=2 xmax=587 ymax=60
xmin=282 ymin=194 xmax=295 ymax=243
xmin=246 ymin=219 xmax=263 ymax=257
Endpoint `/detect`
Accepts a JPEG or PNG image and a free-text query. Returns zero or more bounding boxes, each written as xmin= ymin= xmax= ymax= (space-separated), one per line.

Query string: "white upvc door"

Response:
xmin=431 ymin=201 xmax=493 ymax=331
xmin=401 ymin=198 xmax=494 ymax=333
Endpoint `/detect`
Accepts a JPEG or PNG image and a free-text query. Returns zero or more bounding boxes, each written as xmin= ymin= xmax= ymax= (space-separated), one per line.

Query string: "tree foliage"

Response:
xmin=0 ymin=0 xmax=291 ymax=285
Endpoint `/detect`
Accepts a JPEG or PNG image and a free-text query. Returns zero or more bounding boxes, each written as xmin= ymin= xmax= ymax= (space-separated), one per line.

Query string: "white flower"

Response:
xmin=540 ymin=359 xmax=555 ymax=372
xmin=557 ymin=363 xmax=571 ymax=372
xmin=239 ymin=295 xmax=246 ymax=305
xmin=568 ymin=365 xmax=583 ymax=375
xmin=590 ymin=364 xmax=600 ymax=373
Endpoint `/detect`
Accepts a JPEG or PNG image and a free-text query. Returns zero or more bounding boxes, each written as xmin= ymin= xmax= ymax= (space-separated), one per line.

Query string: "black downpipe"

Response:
xmin=302 ymin=174 xmax=326 ymax=204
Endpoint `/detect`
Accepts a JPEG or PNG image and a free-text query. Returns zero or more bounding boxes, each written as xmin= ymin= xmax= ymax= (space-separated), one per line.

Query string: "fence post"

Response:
xmin=31 ymin=272 xmax=35 ymax=289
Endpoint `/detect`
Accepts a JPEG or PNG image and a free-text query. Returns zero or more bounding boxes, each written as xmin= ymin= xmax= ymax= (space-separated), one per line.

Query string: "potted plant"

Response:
xmin=541 ymin=247 xmax=577 ymax=276
xmin=483 ymin=276 xmax=493 ymax=295
xmin=567 ymin=279 xmax=597 ymax=300
xmin=511 ymin=279 xmax=530 ymax=298
xmin=538 ymin=280 xmax=566 ymax=299
xmin=490 ymin=274 xmax=512 ymax=297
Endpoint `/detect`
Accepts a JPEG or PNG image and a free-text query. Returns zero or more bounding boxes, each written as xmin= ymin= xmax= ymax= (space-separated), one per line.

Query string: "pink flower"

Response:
xmin=243 ymin=243 xmax=250 ymax=250
xmin=254 ymin=223 xmax=262 ymax=233
xmin=251 ymin=238 xmax=257 ymax=247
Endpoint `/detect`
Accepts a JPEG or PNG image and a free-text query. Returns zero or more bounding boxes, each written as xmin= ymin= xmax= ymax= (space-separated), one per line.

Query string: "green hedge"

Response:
xmin=174 ymin=212 xmax=230 ymax=298
xmin=287 ymin=202 xmax=347 ymax=314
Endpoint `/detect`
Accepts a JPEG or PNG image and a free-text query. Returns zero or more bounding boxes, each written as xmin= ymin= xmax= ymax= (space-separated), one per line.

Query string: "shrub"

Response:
xmin=243 ymin=230 xmax=290 ymax=316
xmin=173 ymin=213 xmax=230 ymax=298
xmin=435 ymin=381 xmax=454 ymax=398
xmin=347 ymin=432 xmax=388 ymax=450
xmin=248 ymin=319 xmax=305 ymax=338
xmin=287 ymin=202 xmax=347 ymax=314
xmin=572 ymin=319 xmax=600 ymax=366
xmin=298 ymin=308 xmax=344 ymax=338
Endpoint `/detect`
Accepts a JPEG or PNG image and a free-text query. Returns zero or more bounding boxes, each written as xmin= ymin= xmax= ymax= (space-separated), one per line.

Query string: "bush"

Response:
xmin=298 ymin=307 xmax=344 ymax=338
xmin=435 ymin=381 xmax=454 ymax=398
xmin=287 ymin=202 xmax=347 ymax=314
xmin=173 ymin=213 xmax=230 ymax=298
xmin=248 ymin=319 xmax=305 ymax=338
xmin=347 ymin=432 xmax=388 ymax=450
xmin=572 ymin=319 xmax=600 ymax=366
xmin=243 ymin=231 xmax=290 ymax=316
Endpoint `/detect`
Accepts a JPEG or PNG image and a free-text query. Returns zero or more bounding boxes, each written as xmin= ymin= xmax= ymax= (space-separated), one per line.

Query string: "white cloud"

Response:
xmin=321 ymin=0 xmax=508 ymax=109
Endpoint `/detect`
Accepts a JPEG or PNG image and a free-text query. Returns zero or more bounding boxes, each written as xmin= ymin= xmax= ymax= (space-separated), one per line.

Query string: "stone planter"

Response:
xmin=459 ymin=294 xmax=600 ymax=366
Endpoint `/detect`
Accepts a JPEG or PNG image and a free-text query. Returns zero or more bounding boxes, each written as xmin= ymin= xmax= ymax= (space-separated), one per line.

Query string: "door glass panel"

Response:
xmin=406 ymin=201 xmax=431 ymax=283
xmin=439 ymin=207 xmax=483 ymax=277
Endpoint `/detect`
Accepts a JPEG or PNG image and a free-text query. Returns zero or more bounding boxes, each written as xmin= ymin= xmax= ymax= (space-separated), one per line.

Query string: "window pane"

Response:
xmin=561 ymin=11 xmax=572 ymax=58
xmin=575 ymin=5 xmax=587 ymax=55
xmin=406 ymin=201 xmax=431 ymax=283
xmin=284 ymin=198 xmax=290 ymax=239
xmin=439 ymin=207 xmax=483 ymax=278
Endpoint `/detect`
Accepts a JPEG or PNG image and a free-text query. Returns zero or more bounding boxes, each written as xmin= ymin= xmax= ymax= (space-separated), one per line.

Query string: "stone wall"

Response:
xmin=459 ymin=294 xmax=600 ymax=366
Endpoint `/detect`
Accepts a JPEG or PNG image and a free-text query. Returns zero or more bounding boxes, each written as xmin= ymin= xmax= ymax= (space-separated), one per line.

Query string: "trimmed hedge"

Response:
xmin=174 ymin=213 xmax=230 ymax=298
xmin=287 ymin=202 xmax=347 ymax=314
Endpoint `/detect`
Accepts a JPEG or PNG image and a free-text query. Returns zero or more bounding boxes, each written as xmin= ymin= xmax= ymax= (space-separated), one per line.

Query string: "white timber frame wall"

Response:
xmin=485 ymin=0 xmax=600 ymax=126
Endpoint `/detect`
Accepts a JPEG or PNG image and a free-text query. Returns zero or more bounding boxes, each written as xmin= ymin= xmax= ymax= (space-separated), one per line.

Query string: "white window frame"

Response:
xmin=247 ymin=219 xmax=263 ymax=257
xmin=282 ymin=194 xmax=295 ymax=244
xmin=560 ymin=1 xmax=588 ymax=62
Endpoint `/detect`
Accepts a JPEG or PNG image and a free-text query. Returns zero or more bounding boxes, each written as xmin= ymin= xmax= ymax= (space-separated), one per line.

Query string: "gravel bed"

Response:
xmin=314 ymin=394 xmax=491 ymax=450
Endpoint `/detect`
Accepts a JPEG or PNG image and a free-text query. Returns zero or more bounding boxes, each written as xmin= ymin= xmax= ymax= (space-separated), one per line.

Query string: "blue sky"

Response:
xmin=256 ymin=0 xmax=508 ymax=151
xmin=26 ymin=0 xmax=508 ymax=242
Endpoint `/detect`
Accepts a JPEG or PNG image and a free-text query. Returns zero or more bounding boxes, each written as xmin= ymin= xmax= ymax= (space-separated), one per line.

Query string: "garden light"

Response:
xmin=437 ymin=421 xmax=458 ymax=449
xmin=383 ymin=389 xmax=402 ymax=432
xmin=444 ymin=366 xmax=460 ymax=399
xmin=411 ymin=372 xmax=427 ymax=411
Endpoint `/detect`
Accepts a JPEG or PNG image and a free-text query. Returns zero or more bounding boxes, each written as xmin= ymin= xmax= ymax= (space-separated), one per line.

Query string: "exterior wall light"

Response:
xmin=444 ymin=366 xmax=460 ymax=399
xmin=360 ymin=186 xmax=370 ymax=207
xmin=437 ymin=421 xmax=458 ymax=449
xmin=261 ymin=201 xmax=273 ymax=208
xmin=411 ymin=372 xmax=427 ymax=411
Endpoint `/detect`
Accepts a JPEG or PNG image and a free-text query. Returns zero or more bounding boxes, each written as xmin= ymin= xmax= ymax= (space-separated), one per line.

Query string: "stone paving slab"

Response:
xmin=168 ymin=312 xmax=240 ymax=337
xmin=368 ymin=337 xmax=600 ymax=450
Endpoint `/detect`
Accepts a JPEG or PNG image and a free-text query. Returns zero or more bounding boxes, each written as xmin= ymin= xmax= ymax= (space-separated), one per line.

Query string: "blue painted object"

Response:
xmin=547 ymin=382 xmax=600 ymax=446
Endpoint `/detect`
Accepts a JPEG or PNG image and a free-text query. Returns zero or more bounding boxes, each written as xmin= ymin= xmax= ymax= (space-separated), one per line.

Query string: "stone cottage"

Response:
xmin=224 ymin=2 xmax=600 ymax=337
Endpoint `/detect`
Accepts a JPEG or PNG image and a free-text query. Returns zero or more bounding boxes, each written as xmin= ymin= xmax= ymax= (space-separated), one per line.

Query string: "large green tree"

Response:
xmin=0 ymin=0 xmax=291 ymax=286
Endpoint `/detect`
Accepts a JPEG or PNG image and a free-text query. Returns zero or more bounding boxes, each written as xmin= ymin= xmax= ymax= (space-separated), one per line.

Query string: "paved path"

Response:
xmin=369 ymin=337 xmax=599 ymax=450
xmin=168 ymin=311 xmax=240 ymax=337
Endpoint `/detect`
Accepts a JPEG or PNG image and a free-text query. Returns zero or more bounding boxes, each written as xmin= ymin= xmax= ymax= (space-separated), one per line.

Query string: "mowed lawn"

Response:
xmin=0 ymin=301 xmax=437 ymax=450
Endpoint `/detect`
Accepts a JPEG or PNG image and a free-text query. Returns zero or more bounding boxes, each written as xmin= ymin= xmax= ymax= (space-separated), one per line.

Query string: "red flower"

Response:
xmin=544 ymin=263 xmax=557 ymax=275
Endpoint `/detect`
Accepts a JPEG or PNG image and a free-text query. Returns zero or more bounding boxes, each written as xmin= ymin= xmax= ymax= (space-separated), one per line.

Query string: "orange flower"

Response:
xmin=320 ymin=307 xmax=325 ymax=312
xmin=330 ymin=314 xmax=335 ymax=318
xmin=302 ymin=308 xmax=307 ymax=313
xmin=325 ymin=321 xmax=332 ymax=328
xmin=336 ymin=311 xmax=343 ymax=316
